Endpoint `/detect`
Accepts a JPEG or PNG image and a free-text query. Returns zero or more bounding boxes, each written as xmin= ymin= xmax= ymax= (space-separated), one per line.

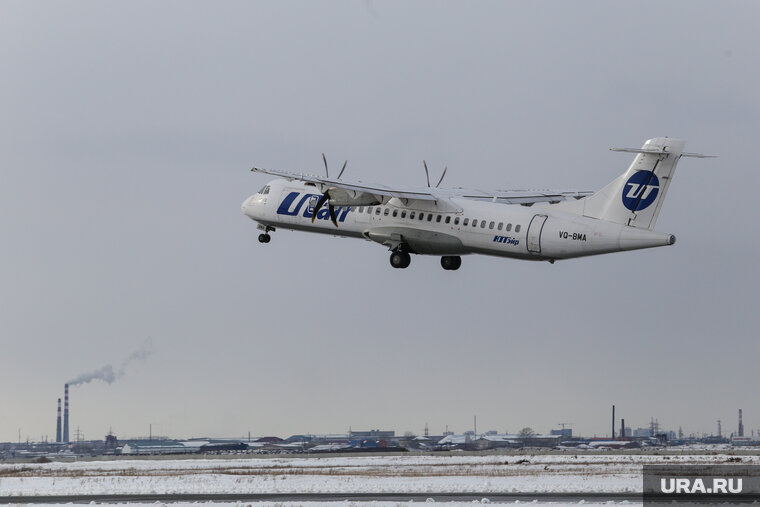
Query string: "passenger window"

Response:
xmin=418 ymin=213 xmax=425 ymax=220
xmin=401 ymin=210 xmax=407 ymax=218
xmin=498 ymin=223 xmax=503 ymax=230
xmin=375 ymin=208 xmax=381 ymax=215
xmin=481 ymin=221 xmax=486 ymax=228
xmin=384 ymin=208 xmax=390 ymax=216
xmin=410 ymin=211 xmax=416 ymax=219
xmin=463 ymin=218 xmax=469 ymax=226
xmin=445 ymin=216 xmax=451 ymax=224
xmin=427 ymin=214 xmax=433 ymax=222
xmin=506 ymin=223 xmax=512 ymax=231
xmin=515 ymin=225 xmax=521 ymax=232
xmin=366 ymin=207 xmax=372 ymax=214
xmin=436 ymin=215 xmax=442 ymax=223
xmin=489 ymin=221 xmax=495 ymax=229
xmin=473 ymin=220 xmax=478 ymax=227
xmin=454 ymin=217 xmax=460 ymax=225
xmin=392 ymin=209 xmax=398 ymax=217
xmin=358 ymin=207 xmax=364 ymax=213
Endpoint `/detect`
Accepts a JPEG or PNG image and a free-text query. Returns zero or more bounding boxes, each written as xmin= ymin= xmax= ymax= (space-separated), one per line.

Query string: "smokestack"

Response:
xmin=621 ymin=418 xmax=625 ymax=440
xmin=739 ymin=409 xmax=744 ymax=437
xmin=56 ymin=398 xmax=62 ymax=443
xmin=611 ymin=405 xmax=615 ymax=439
xmin=63 ymin=384 xmax=70 ymax=443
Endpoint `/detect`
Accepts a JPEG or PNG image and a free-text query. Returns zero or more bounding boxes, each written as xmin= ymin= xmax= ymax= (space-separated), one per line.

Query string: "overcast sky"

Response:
xmin=2 ymin=1 xmax=759 ymax=443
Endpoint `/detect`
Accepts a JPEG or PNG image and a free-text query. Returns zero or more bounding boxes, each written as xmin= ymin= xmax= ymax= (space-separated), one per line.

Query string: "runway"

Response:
xmin=0 ymin=492 xmax=643 ymax=504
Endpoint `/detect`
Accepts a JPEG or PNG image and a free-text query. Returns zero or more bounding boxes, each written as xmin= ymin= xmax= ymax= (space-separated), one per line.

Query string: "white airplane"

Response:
xmin=242 ymin=137 xmax=712 ymax=270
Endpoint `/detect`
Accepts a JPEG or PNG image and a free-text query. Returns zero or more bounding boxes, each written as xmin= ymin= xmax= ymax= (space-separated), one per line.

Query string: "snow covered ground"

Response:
xmin=1 ymin=451 xmax=758 ymax=503
xmin=0 ymin=503 xmax=631 ymax=507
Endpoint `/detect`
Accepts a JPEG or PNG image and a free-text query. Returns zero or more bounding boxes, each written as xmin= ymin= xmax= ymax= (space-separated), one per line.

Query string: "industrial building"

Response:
xmin=3 ymin=391 xmax=755 ymax=460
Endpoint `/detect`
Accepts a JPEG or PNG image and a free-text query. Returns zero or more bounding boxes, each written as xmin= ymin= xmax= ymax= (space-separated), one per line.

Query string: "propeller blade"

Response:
xmin=322 ymin=153 xmax=329 ymax=178
xmin=328 ymin=204 xmax=339 ymax=227
xmin=337 ymin=160 xmax=347 ymax=179
xmin=423 ymin=160 xmax=430 ymax=187
xmin=436 ymin=166 xmax=448 ymax=188
xmin=311 ymin=193 xmax=329 ymax=223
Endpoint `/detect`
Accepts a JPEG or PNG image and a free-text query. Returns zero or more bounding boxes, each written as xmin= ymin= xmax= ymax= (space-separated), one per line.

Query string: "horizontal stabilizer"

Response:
xmin=680 ymin=152 xmax=717 ymax=158
xmin=610 ymin=147 xmax=669 ymax=155
xmin=611 ymin=147 xmax=716 ymax=158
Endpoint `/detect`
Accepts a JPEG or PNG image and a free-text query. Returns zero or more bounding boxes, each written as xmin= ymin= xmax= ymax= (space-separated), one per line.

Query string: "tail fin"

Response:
xmin=578 ymin=137 xmax=693 ymax=230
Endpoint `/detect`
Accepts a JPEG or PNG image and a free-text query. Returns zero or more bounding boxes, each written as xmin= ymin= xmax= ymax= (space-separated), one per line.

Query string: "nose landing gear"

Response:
xmin=441 ymin=256 xmax=461 ymax=270
xmin=257 ymin=225 xmax=275 ymax=244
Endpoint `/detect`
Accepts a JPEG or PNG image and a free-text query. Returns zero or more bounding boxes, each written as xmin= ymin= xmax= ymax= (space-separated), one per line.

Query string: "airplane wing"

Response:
xmin=251 ymin=166 xmax=447 ymax=207
xmin=445 ymin=188 xmax=594 ymax=205
xmin=251 ymin=166 xmax=591 ymax=209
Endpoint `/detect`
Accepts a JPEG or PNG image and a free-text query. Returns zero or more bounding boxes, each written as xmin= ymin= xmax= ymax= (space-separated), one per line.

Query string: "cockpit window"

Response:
xmin=258 ymin=185 xmax=270 ymax=195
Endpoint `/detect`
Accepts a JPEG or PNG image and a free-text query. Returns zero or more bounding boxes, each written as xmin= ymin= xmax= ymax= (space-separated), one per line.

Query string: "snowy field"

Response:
xmin=1 ymin=451 xmax=758 ymax=505
xmin=0 ymin=503 xmax=639 ymax=507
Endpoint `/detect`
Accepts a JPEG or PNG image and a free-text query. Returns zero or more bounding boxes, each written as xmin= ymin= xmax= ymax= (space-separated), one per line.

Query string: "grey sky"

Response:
xmin=1 ymin=0 xmax=759 ymax=442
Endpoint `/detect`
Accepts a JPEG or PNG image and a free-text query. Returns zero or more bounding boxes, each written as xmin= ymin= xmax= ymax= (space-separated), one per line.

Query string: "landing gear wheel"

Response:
xmin=390 ymin=251 xmax=411 ymax=269
xmin=258 ymin=233 xmax=271 ymax=243
xmin=441 ymin=256 xmax=461 ymax=270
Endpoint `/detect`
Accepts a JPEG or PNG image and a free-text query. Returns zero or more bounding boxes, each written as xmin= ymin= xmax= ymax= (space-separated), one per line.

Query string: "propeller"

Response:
xmin=436 ymin=166 xmax=447 ymax=188
xmin=313 ymin=153 xmax=348 ymax=227
xmin=337 ymin=160 xmax=347 ymax=179
xmin=311 ymin=192 xmax=338 ymax=227
xmin=322 ymin=153 xmax=348 ymax=179
xmin=423 ymin=160 xmax=448 ymax=188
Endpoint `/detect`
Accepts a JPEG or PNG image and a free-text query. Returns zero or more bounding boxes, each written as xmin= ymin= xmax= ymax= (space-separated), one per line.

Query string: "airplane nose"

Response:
xmin=241 ymin=195 xmax=254 ymax=215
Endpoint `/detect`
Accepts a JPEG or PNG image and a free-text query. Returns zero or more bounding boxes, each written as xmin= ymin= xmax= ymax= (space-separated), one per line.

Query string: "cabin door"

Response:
xmin=527 ymin=214 xmax=548 ymax=253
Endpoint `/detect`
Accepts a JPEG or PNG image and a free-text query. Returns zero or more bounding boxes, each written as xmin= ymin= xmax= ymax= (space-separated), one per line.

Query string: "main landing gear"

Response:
xmin=389 ymin=250 xmax=411 ymax=269
xmin=440 ymin=256 xmax=461 ymax=271
xmin=389 ymin=252 xmax=462 ymax=270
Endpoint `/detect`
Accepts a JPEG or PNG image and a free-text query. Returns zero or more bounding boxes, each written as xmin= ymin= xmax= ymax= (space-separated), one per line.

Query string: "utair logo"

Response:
xmin=276 ymin=191 xmax=351 ymax=223
xmin=622 ymin=171 xmax=660 ymax=211
xmin=493 ymin=235 xmax=519 ymax=246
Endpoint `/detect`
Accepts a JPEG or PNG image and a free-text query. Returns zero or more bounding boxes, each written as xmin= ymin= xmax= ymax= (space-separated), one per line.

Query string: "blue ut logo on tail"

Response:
xmin=622 ymin=171 xmax=660 ymax=211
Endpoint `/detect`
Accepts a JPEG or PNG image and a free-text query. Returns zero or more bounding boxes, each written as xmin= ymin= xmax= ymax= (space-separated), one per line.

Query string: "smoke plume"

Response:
xmin=67 ymin=339 xmax=153 ymax=386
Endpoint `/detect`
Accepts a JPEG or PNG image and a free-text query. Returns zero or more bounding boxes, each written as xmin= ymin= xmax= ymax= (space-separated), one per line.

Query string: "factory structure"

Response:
xmin=53 ymin=384 xmax=71 ymax=444
xmin=1 ymin=393 xmax=758 ymax=460
xmin=54 ymin=384 xmax=71 ymax=444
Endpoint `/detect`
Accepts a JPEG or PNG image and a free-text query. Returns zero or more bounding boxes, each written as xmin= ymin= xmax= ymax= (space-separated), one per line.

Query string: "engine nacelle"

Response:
xmin=326 ymin=187 xmax=381 ymax=206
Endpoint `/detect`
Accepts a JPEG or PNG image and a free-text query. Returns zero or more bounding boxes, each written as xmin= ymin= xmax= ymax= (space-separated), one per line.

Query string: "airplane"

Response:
xmin=242 ymin=137 xmax=712 ymax=270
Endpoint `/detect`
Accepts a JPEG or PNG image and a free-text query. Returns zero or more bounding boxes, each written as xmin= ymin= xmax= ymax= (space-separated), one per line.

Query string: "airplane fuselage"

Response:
xmin=242 ymin=178 xmax=675 ymax=263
